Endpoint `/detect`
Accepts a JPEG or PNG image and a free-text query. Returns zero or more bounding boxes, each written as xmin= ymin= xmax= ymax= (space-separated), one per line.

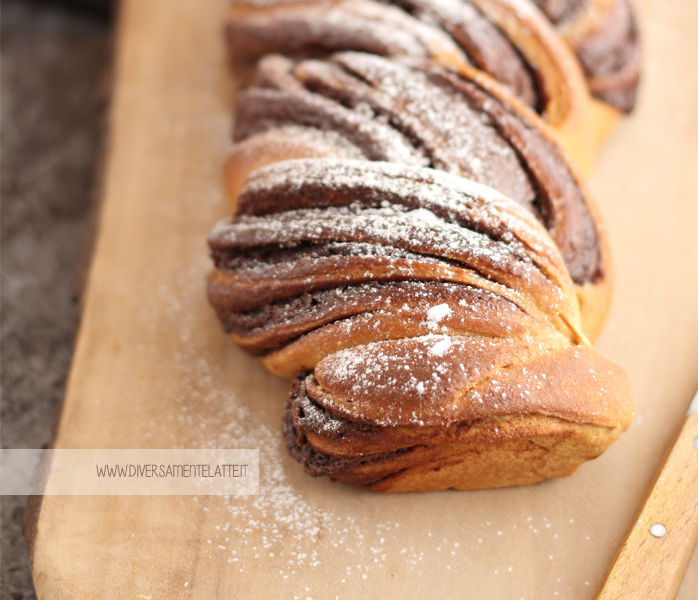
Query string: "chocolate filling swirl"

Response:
xmin=234 ymin=53 xmax=600 ymax=284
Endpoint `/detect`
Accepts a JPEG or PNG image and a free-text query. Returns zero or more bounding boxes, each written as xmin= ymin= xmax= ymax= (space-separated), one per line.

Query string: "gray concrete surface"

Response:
xmin=1 ymin=1 xmax=113 ymax=597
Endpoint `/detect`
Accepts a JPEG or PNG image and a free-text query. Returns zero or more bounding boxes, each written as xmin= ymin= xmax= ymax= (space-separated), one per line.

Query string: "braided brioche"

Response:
xmin=226 ymin=0 xmax=640 ymax=170
xmin=209 ymin=0 xmax=638 ymax=491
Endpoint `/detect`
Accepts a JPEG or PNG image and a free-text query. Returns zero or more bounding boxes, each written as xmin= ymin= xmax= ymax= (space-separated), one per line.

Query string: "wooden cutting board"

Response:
xmin=25 ymin=0 xmax=698 ymax=598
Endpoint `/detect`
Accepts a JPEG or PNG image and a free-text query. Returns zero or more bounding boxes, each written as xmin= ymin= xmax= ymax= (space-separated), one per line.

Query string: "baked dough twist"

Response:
xmin=209 ymin=1 xmax=637 ymax=491
xmin=226 ymin=0 xmax=641 ymax=171
xmin=531 ymin=0 xmax=641 ymax=111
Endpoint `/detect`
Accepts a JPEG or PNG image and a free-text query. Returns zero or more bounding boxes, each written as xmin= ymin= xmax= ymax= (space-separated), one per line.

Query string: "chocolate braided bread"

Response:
xmin=209 ymin=1 xmax=636 ymax=491
xmin=226 ymin=0 xmax=641 ymax=171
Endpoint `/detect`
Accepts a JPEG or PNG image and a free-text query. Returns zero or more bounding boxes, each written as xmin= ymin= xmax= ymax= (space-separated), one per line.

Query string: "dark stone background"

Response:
xmin=1 ymin=1 xmax=115 ymax=597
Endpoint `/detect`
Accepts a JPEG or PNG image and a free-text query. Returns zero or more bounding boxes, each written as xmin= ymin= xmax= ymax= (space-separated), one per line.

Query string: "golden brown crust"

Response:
xmin=223 ymin=127 xmax=363 ymax=211
xmin=310 ymin=418 xmax=624 ymax=492
xmin=285 ymin=377 xmax=631 ymax=492
xmin=309 ymin=343 xmax=633 ymax=429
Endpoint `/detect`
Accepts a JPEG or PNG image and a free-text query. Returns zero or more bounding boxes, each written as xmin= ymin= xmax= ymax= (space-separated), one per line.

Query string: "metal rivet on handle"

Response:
xmin=693 ymin=436 xmax=698 ymax=449
xmin=649 ymin=523 xmax=667 ymax=538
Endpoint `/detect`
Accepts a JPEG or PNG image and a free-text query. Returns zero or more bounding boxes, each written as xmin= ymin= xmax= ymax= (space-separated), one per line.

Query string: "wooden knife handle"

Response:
xmin=594 ymin=413 xmax=698 ymax=600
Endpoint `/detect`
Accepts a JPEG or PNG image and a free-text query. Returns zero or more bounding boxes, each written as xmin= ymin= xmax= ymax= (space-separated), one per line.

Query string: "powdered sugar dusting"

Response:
xmin=426 ymin=302 xmax=452 ymax=328
xmin=428 ymin=336 xmax=452 ymax=356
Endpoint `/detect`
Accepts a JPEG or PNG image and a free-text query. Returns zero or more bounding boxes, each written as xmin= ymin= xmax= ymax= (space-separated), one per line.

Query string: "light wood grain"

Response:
xmin=595 ymin=414 xmax=698 ymax=599
xmin=26 ymin=0 xmax=698 ymax=598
